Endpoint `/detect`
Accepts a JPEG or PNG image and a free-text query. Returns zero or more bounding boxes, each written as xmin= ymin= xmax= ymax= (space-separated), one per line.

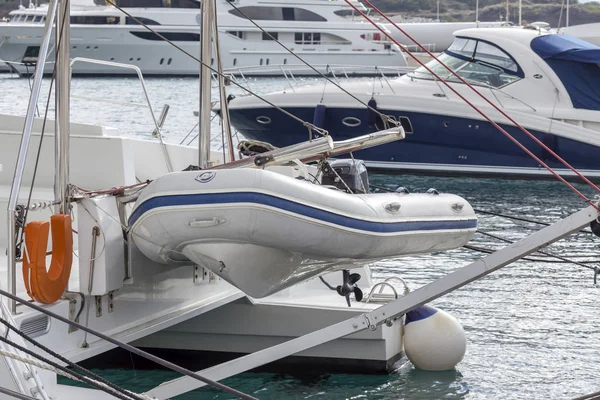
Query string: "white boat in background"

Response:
xmin=0 ymin=0 xmax=408 ymax=76
xmin=224 ymin=28 xmax=600 ymax=181
xmin=562 ymin=22 xmax=600 ymax=46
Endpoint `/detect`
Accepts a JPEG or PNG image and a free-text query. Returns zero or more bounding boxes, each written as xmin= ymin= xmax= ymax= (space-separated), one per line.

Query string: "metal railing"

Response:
xmin=400 ymin=43 xmax=437 ymax=53
xmin=223 ymin=63 xmax=413 ymax=77
xmin=70 ymin=57 xmax=173 ymax=173
xmin=224 ymin=63 xmax=409 ymax=99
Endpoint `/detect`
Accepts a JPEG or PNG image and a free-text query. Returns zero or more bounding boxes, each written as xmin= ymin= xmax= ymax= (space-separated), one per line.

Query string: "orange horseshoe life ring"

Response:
xmin=23 ymin=214 xmax=73 ymax=304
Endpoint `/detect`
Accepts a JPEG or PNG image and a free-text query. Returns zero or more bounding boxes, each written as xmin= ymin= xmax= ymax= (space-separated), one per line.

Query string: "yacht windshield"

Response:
xmin=411 ymin=37 xmax=523 ymax=88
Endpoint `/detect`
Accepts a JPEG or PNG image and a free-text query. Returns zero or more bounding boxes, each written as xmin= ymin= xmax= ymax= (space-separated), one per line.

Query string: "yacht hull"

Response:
xmin=228 ymin=106 xmax=600 ymax=181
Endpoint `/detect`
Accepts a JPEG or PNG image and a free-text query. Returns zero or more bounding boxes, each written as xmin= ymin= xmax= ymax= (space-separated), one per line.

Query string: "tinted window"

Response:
xmin=474 ymin=41 xmax=518 ymax=73
xmin=413 ymin=38 xmax=522 ymax=88
xmin=447 ymin=37 xmax=519 ymax=75
xmin=295 ymin=32 xmax=322 ymax=45
xmin=111 ymin=0 xmax=199 ymax=8
xmin=294 ymin=8 xmax=326 ymax=22
xmin=126 ymin=16 xmax=161 ymax=25
xmin=229 ymin=6 xmax=326 ymax=21
xmin=70 ymin=16 xmax=120 ymax=24
xmin=262 ymin=32 xmax=278 ymax=41
xmin=130 ymin=31 xmax=199 ymax=41
xmin=227 ymin=31 xmax=243 ymax=39
xmin=447 ymin=37 xmax=476 ymax=58
xmin=282 ymin=7 xmax=294 ymax=21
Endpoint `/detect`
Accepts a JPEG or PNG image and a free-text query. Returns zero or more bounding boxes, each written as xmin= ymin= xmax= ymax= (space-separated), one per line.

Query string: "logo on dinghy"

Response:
xmin=195 ymin=172 xmax=216 ymax=183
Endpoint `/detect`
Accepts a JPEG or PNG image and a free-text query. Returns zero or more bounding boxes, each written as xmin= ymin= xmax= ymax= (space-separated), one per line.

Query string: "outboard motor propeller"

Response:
xmin=337 ymin=269 xmax=363 ymax=307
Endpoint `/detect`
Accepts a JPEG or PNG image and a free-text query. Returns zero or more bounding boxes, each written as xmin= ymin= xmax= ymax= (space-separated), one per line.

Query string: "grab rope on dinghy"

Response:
xmin=369 ymin=183 xmax=600 ymax=283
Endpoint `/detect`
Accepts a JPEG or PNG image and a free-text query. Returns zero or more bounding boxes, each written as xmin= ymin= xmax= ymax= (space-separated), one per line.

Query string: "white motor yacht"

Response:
xmin=0 ymin=0 xmax=408 ymax=76
xmin=223 ymin=28 xmax=600 ymax=181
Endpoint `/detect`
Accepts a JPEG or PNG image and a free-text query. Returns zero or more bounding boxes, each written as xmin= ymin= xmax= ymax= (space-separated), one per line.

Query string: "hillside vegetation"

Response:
xmin=373 ymin=0 xmax=600 ymax=26
xmin=1 ymin=0 xmax=599 ymax=26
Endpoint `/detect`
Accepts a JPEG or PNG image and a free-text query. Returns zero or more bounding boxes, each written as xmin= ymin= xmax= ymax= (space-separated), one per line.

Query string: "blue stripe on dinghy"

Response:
xmin=128 ymin=192 xmax=477 ymax=233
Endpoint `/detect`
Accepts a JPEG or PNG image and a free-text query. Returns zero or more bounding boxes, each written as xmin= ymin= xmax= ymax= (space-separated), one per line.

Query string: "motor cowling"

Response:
xmin=321 ymin=159 xmax=369 ymax=194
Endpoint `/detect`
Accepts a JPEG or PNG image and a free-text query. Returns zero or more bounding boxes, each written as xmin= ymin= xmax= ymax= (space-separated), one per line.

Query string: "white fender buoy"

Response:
xmin=403 ymin=305 xmax=466 ymax=371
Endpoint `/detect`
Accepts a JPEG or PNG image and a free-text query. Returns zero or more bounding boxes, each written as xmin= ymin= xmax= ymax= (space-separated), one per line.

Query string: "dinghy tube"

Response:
xmin=129 ymin=169 xmax=477 ymax=298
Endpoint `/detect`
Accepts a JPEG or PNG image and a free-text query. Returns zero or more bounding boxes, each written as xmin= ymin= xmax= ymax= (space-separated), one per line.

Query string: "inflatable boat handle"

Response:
xmin=189 ymin=218 xmax=227 ymax=228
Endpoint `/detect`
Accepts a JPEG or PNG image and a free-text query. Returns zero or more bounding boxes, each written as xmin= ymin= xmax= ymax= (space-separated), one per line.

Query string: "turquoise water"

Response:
xmin=3 ymin=74 xmax=600 ymax=399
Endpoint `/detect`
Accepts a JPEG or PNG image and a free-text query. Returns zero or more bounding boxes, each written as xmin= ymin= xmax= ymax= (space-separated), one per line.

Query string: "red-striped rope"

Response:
xmin=347 ymin=0 xmax=600 ymax=211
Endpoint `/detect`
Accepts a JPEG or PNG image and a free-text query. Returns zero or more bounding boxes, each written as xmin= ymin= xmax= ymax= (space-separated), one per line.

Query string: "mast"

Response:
xmin=198 ymin=0 xmax=214 ymax=168
xmin=475 ymin=0 xmax=479 ymax=23
xmin=566 ymin=0 xmax=569 ymax=27
xmin=518 ymin=0 xmax=522 ymax=26
xmin=55 ymin=0 xmax=70 ymax=214
xmin=212 ymin=1 xmax=235 ymax=162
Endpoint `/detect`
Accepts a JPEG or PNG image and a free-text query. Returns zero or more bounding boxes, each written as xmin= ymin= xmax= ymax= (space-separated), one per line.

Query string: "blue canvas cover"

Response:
xmin=531 ymin=34 xmax=600 ymax=111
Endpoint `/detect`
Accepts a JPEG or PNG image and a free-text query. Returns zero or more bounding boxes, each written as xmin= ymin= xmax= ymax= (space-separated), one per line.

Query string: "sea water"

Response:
xmin=2 ymin=74 xmax=600 ymax=399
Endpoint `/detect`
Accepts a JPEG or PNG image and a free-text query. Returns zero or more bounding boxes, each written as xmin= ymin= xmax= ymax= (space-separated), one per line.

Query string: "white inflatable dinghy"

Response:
xmin=129 ymin=168 xmax=477 ymax=298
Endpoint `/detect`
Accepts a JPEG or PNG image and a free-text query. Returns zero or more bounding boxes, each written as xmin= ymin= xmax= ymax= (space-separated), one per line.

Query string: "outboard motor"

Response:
xmin=321 ymin=159 xmax=369 ymax=193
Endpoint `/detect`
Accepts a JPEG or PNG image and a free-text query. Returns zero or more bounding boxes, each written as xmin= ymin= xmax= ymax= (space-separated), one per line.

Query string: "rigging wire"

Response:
xmin=473 ymin=207 xmax=595 ymax=235
xmin=370 ymin=183 xmax=596 ymax=235
xmin=368 ymin=183 xmax=599 ymax=275
xmin=471 ymin=231 xmax=600 ymax=272
xmin=0 ymin=286 xmax=257 ymax=400
xmin=224 ymin=0 xmax=399 ymax=127
xmin=0 ymin=317 xmax=147 ymax=400
xmin=370 ymin=182 xmax=597 ymax=235
xmin=346 ymin=0 xmax=600 ymax=211
xmin=104 ymin=0 xmax=327 ymax=138
xmin=0 ymin=386 xmax=38 ymax=400
xmin=17 ymin=0 xmax=69 ymax=256
xmin=23 ymin=63 xmax=40 ymax=117
xmin=0 ymin=333 xmax=141 ymax=400
xmin=573 ymin=390 xmax=600 ymax=400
